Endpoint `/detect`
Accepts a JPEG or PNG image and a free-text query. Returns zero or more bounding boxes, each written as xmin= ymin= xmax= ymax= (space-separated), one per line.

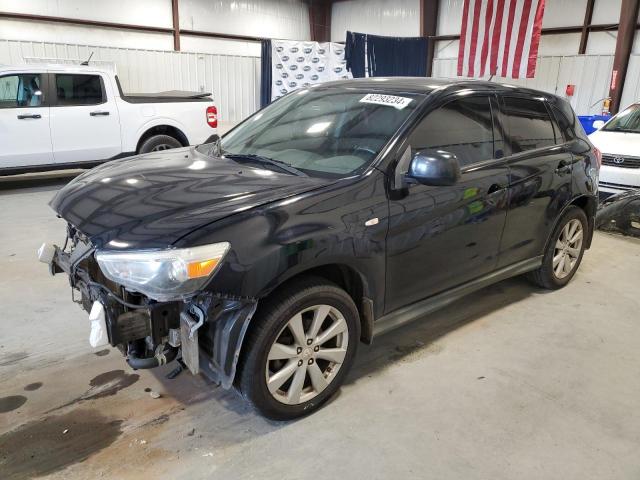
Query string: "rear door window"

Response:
xmin=408 ymin=95 xmax=495 ymax=167
xmin=55 ymin=74 xmax=105 ymax=106
xmin=0 ymin=74 xmax=44 ymax=108
xmin=502 ymin=97 xmax=556 ymax=153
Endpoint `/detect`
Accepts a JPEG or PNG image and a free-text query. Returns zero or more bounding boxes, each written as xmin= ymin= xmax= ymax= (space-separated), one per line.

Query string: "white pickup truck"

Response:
xmin=0 ymin=64 xmax=218 ymax=175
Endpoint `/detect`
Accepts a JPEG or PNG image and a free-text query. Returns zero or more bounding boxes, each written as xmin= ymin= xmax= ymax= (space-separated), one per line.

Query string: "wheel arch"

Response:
xmin=255 ymin=263 xmax=374 ymax=345
xmin=567 ymin=194 xmax=597 ymax=249
xmin=136 ymin=124 xmax=189 ymax=153
xmin=544 ymin=194 xmax=596 ymax=253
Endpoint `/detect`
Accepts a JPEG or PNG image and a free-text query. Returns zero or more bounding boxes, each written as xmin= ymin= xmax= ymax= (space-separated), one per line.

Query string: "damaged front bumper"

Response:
xmin=38 ymin=239 xmax=257 ymax=389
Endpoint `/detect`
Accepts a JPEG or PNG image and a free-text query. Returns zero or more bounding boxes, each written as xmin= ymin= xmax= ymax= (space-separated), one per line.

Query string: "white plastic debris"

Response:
xmin=89 ymin=301 xmax=109 ymax=348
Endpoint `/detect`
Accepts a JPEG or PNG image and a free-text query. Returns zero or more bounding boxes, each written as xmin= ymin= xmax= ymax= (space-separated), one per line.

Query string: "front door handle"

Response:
xmin=90 ymin=111 xmax=110 ymax=116
xmin=487 ymin=183 xmax=505 ymax=195
xmin=17 ymin=114 xmax=41 ymax=119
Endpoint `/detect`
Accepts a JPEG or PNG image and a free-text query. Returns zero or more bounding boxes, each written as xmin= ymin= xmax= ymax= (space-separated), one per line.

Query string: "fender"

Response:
xmin=175 ymin=170 xmax=390 ymax=317
xmin=124 ymin=116 xmax=190 ymax=152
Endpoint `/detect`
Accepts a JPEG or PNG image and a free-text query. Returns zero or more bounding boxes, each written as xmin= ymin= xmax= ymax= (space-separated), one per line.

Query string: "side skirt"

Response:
xmin=372 ymin=256 xmax=543 ymax=338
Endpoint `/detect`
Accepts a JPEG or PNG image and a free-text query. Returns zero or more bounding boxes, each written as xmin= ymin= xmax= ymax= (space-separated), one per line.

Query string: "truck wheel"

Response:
xmin=238 ymin=277 xmax=360 ymax=420
xmin=527 ymin=206 xmax=588 ymax=289
xmin=138 ymin=134 xmax=182 ymax=154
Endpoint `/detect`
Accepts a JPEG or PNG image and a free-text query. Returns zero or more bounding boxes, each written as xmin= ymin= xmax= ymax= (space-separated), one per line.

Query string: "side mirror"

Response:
xmin=407 ymin=149 xmax=461 ymax=186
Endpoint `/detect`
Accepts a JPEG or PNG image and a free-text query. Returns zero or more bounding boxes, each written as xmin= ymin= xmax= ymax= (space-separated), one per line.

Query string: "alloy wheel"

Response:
xmin=151 ymin=144 xmax=174 ymax=151
xmin=553 ymin=219 xmax=583 ymax=279
xmin=265 ymin=304 xmax=349 ymax=405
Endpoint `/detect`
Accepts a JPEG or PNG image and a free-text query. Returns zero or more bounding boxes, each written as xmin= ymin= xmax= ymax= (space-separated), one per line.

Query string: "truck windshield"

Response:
xmin=602 ymin=104 xmax=640 ymax=133
xmin=216 ymin=88 xmax=423 ymax=178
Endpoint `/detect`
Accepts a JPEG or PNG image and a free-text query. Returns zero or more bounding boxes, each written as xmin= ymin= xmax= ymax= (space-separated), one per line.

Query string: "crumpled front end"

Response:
xmin=38 ymin=223 xmax=257 ymax=389
xmin=596 ymin=190 xmax=640 ymax=238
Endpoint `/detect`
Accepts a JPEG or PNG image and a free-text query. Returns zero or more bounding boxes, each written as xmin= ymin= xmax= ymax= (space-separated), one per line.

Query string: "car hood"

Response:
xmin=589 ymin=130 xmax=640 ymax=155
xmin=50 ymin=147 xmax=330 ymax=249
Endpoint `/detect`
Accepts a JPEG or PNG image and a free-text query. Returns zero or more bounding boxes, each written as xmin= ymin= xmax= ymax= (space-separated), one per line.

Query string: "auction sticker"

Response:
xmin=360 ymin=93 xmax=413 ymax=109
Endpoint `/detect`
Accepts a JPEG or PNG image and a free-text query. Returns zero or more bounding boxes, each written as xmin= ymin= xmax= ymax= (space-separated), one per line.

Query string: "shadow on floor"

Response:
xmin=0 ymin=171 xmax=82 ymax=192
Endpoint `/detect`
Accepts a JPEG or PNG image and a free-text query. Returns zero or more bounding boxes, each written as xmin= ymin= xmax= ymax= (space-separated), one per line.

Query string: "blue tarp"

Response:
xmin=578 ymin=115 xmax=611 ymax=135
xmin=345 ymin=31 xmax=428 ymax=78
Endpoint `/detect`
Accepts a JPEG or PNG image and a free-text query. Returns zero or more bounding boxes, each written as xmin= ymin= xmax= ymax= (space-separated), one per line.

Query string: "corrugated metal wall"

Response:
xmin=0 ymin=39 xmax=261 ymax=123
xmin=3 ymin=40 xmax=636 ymax=121
xmin=331 ymin=0 xmax=420 ymax=41
xmin=621 ymin=55 xmax=640 ymax=110
xmin=433 ymin=54 xmax=614 ymax=115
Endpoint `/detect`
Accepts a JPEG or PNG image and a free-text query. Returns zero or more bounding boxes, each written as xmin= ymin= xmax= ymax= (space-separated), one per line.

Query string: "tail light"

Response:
xmin=206 ymin=106 xmax=218 ymax=129
xmin=593 ymin=146 xmax=602 ymax=168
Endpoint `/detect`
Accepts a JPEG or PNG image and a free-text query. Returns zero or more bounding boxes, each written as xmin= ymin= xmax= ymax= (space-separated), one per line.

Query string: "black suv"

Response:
xmin=41 ymin=79 xmax=600 ymax=420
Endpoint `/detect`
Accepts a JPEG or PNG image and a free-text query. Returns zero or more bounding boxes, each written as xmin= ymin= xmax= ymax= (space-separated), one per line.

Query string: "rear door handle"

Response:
xmin=555 ymin=160 xmax=572 ymax=174
xmin=90 ymin=111 xmax=110 ymax=116
xmin=17 ymin=114 xmax=41 ymax=119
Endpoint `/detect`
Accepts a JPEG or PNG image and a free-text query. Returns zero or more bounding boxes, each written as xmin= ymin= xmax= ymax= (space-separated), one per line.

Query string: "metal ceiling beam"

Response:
xmin=609 ymin=0 xmax=640 ymax=114
xmin=430 ymin=23 xmax=629 ymax=42
xmin=0 ymin=11 xmax=174 ymax=34
xmin=0 ymin=10 xmax=266 ymax=44
xmin=179 ymin=29 xmax=264 ymax=43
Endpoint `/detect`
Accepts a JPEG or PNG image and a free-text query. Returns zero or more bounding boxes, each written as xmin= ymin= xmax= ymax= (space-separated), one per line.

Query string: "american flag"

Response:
xmin=457 ymin=0 xmax=546 ymax=79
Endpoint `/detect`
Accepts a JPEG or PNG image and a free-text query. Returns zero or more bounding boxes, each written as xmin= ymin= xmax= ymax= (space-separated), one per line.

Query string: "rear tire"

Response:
xmin=138 ymin=134 xmax=182 ymax=154
xmin=528 ymin=206 xmax=588 ymax=289
xmin=237 ymin=277 xmax=360 ymax=420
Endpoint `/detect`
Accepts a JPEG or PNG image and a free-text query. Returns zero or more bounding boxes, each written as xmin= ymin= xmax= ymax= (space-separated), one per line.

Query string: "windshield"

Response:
xmin=215 ymin=88 xmax=423 ymax=178
xmin=603 ymin=104 xmax=640 ymax=133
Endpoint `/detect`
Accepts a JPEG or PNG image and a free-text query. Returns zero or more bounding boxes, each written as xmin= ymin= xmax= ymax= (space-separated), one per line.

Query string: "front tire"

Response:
xmin=528 ymin=206 xmax=588 ymax=289
xmin=237 ymin=277 xmax=360 ymax=420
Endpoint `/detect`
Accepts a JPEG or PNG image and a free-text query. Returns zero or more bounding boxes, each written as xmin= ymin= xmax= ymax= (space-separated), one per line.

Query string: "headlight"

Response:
xmin=95 ymin=242 xmax=230 ymax=301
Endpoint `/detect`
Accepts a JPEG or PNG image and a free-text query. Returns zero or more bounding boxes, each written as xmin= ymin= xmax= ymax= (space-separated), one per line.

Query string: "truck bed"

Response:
xmin=114 ymin=76 xmax=212 ymax=103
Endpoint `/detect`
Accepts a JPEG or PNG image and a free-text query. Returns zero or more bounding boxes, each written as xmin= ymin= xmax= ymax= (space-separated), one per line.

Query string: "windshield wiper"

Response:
xmin=224 ymin=153 xmax=308 ymax=177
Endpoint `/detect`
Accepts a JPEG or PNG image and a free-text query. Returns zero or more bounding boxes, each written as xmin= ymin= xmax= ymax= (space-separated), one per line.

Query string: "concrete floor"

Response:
xmin=1 ymin=175 xmax=639 ymax=480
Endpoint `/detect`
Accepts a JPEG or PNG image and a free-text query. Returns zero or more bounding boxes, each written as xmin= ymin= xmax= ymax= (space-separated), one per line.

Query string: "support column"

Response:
xmin=578 ymin=0 xmax=595 ymax=54
xmin=609 ymin=0 xmax=639 ymax=113
xmin=172 ymin=0 xmax=180 ymax=51
xmin=421 ymin=0 xmax=439 ymax=77
xmin=309 ymin=0 xmax=332 ymax=43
